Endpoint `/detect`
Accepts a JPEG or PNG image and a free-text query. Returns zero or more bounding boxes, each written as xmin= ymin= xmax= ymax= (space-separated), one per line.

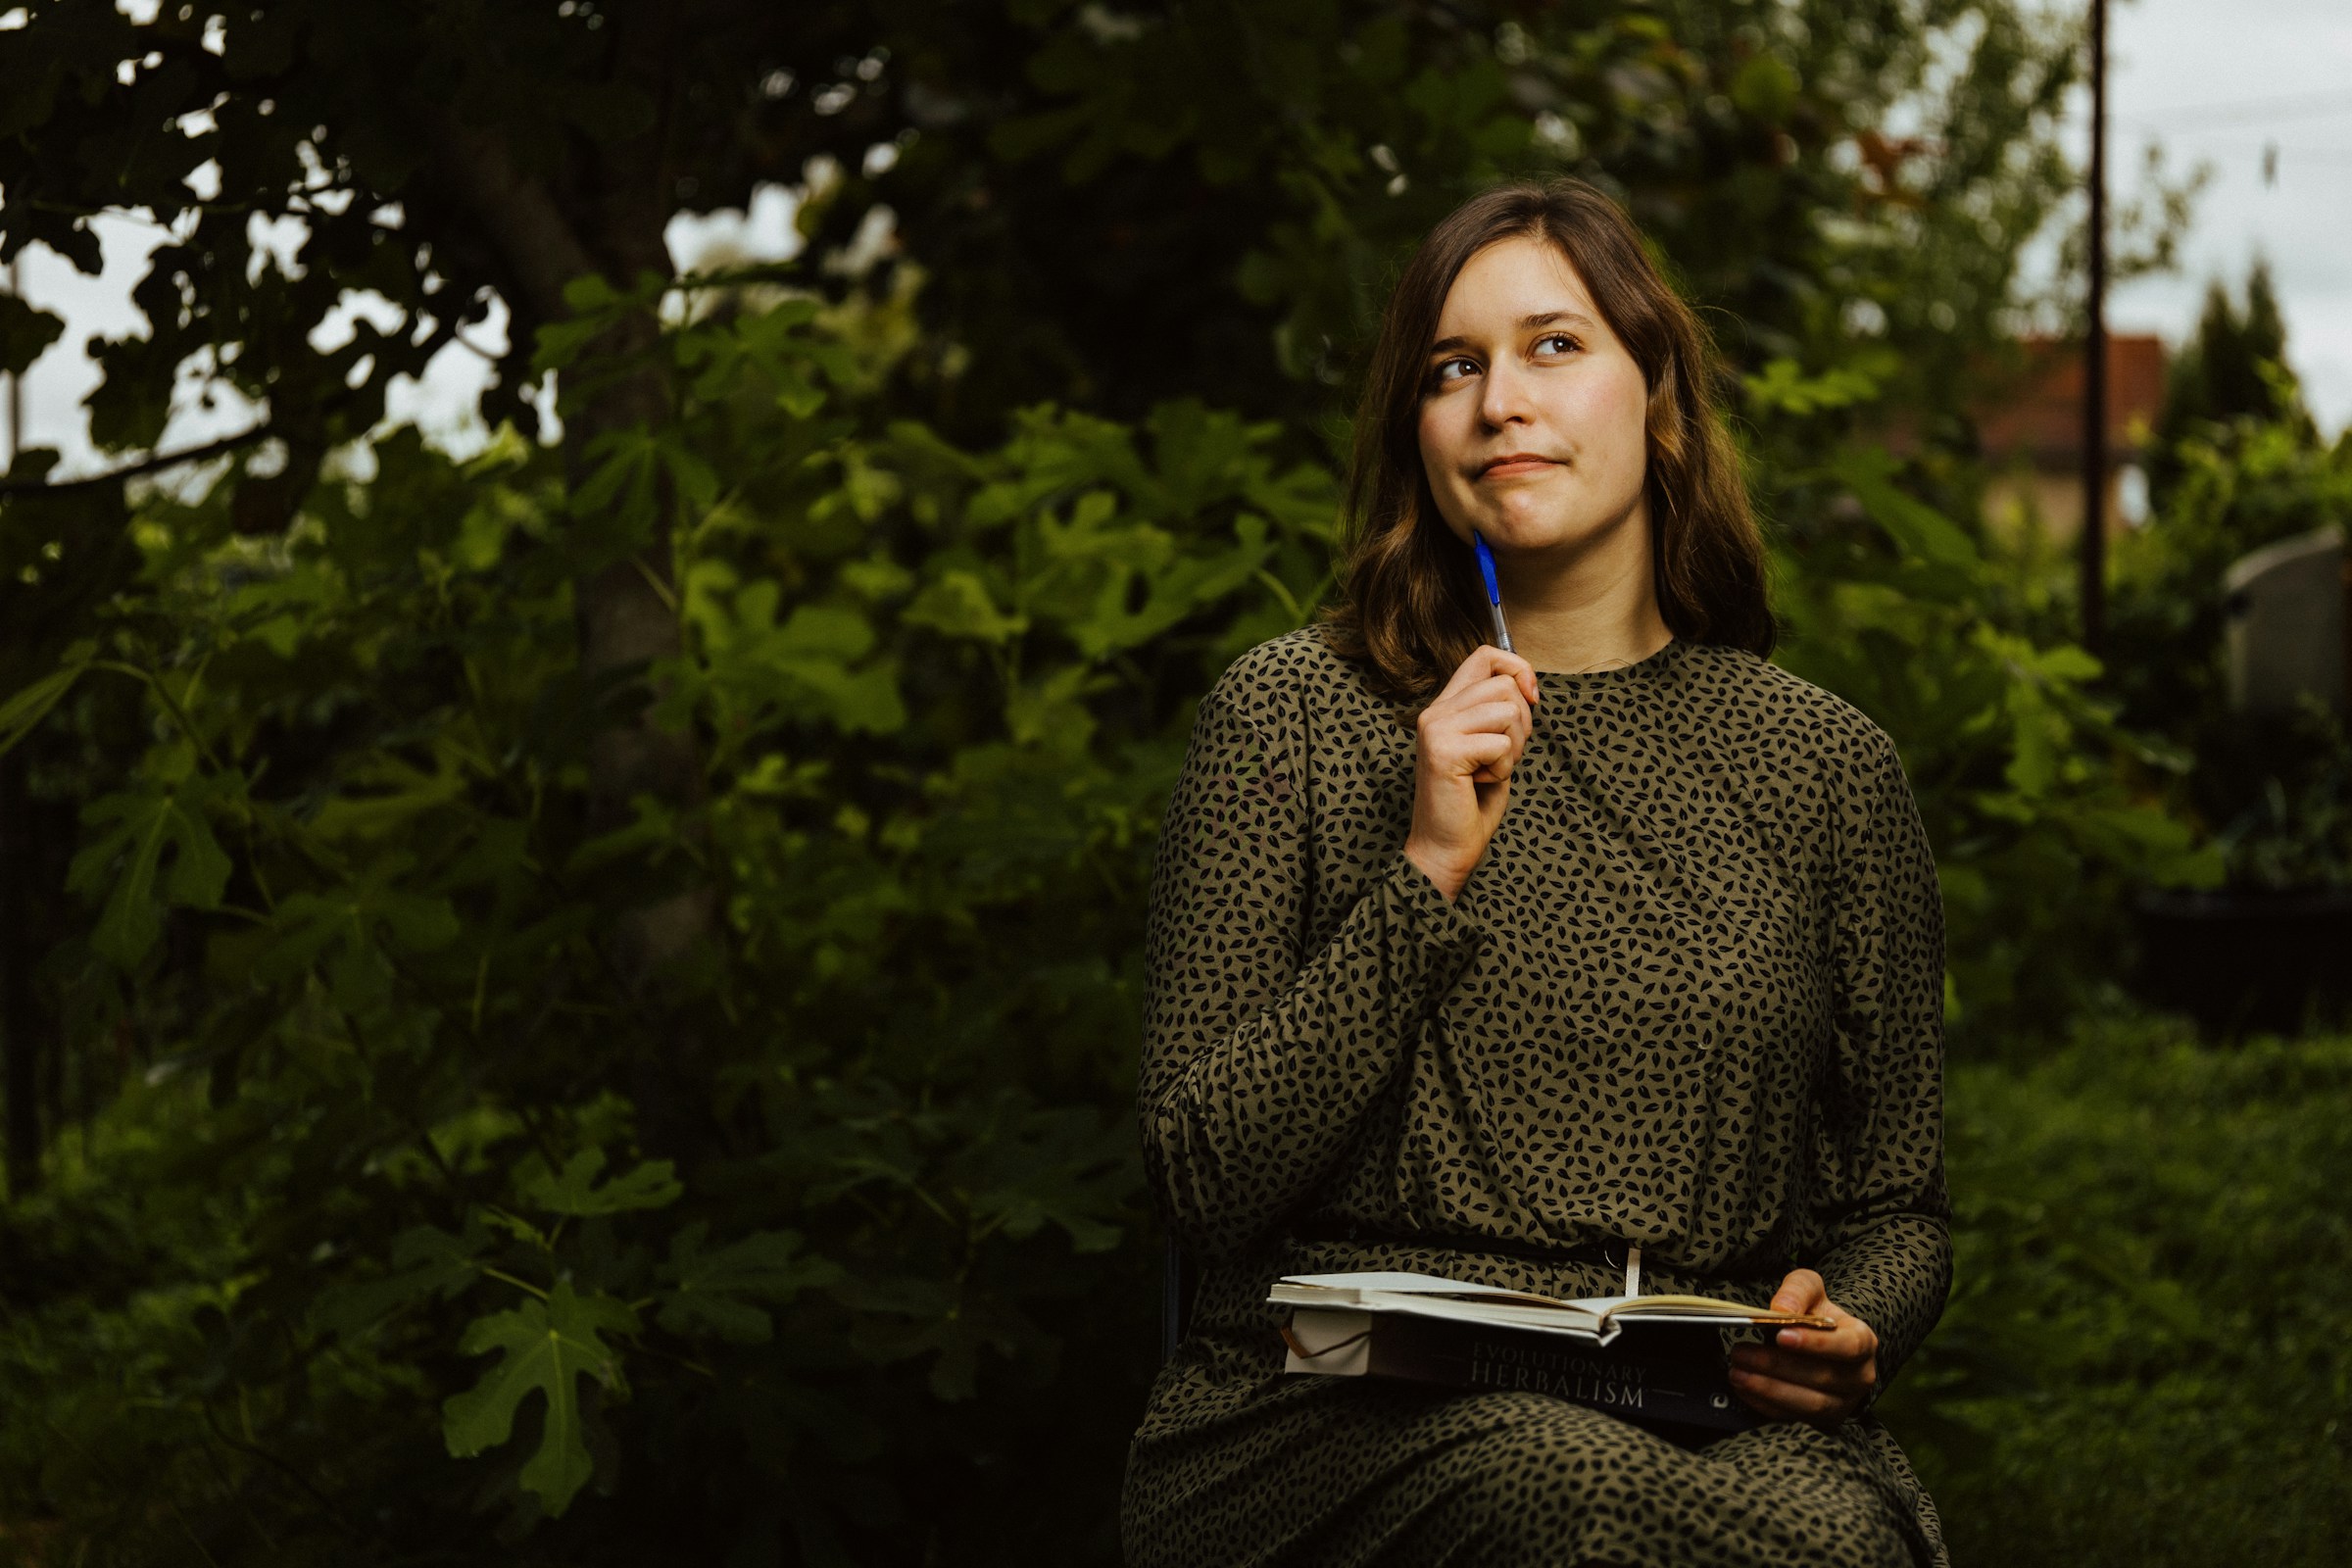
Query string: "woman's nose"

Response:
xmin=1479 ymin=360 xmax=1535 ymax=427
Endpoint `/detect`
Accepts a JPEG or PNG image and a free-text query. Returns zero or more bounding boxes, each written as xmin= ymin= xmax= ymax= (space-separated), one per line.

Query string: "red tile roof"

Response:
xmin=1978 ymin=334 xmax=2167 ymax=465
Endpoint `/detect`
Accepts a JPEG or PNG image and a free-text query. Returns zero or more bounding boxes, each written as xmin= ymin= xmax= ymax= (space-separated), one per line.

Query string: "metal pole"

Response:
xmin=2081 ymin=0 xmax=2109 ymax=654
xmin=2 ymin=256 xmax=19 ymax=471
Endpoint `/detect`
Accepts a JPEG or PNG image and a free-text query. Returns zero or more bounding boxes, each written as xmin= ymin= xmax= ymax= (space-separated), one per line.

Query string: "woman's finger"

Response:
xmin=1771 ymin=1269 xmax=1829 ymax=1317
xmin=1731 ymin=1346 xmax=1864 ymax=1394
xmin=1732 ymin=1305 xmax=1880 ymax=1426
xmin=1721 ymin=1345 xmax=1862 ymax=1400
xmin=1774 ymin=1312 xmax=1877 ymax=1373
xmin=1773 ymin=1320 xmax=1872 ymax=1356
xmin=1418 ymin=685 xmax=1528 ymax=750
xmin=1734 ymin=1336 xmax=1864 ymax=1375
xmin=1436 ymin=698 xmax=1534 ymax=743
xmin=1465 ymin=708 xmax=1536 ymax=783
xmin=1431 ymin=682 xmax=1530 ymax=724
xmin=1421 ymin=715 xmax=1531 ymax=785
xmin=1429 ymin=674 xmax=1533 ymax=725
xmin=1446 ymin=731 xmax=1519 ymax=776
xmin=1727 ymin=1365 xmax=1852 ymax=1422
xmin=1436 ymin=645 xmax=1539 ymax=705
xmin=1746 ymin=1320 xmax=1874 ymax=1366
xmin=1467 ymin=742 xmax=1527 ymax=778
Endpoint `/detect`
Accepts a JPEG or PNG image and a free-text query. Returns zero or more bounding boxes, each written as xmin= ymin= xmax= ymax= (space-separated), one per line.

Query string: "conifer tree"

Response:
xmin=2151 ymin=259 xmax=2316 ymax=498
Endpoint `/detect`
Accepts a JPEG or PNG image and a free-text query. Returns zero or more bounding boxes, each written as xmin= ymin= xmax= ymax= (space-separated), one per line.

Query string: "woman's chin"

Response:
xmin=1483 ymin=498 xmax=1646 ymax=558
xmin=1476 ymin=514 xmax=1576 ymax=553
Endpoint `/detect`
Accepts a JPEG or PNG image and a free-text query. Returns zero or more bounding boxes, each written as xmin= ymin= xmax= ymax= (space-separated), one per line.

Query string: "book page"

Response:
xmin=1272 ymin=1275 xmax=1612 ymax=1340
xmin=1278 ymin=1271 xmax=1540 ymax=1298
xmin=1598 ymin=1296 xmax=1837 ymax=1330
xmin=1272 ymin=1275 xmax=1835 ymax=1333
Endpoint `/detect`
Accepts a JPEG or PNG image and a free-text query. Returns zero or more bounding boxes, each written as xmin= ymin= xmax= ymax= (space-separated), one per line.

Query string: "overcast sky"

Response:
xmin=4 ymin=0 xmax=2349 ymax=480
xmin=2095 ymin=0 xmax=2352 ymax=430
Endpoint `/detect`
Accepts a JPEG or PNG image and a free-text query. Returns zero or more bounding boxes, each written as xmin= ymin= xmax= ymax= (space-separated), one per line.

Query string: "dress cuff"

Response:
xmin=1384 ymin=851 xmax=1487 ymax=979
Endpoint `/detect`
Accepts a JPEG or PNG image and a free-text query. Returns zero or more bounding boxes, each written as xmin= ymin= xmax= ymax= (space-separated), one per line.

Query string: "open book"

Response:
xmin=1270 ymin=1271 xmax=1835 ymax=1434
xmin=1270 ymin=1270 xmax=1833 ymax=1349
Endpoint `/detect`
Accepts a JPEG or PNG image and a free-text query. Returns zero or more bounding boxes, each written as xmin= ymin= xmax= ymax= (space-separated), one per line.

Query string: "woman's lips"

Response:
xmin=1477 ymin=454 xmax=1559 ymax=480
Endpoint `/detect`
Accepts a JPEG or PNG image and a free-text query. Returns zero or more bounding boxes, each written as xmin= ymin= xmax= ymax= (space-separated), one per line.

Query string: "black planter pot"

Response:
xmin=2132 ymin=888 xmax=2352 ymax=1038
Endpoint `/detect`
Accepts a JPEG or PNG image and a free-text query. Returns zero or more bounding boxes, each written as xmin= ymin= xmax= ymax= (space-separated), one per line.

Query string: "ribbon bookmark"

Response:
xmin=1625 ymin=1246 xmax=1642 ymax=1298
xmin=1281 ymin=1323 xmax=1371 ymax=1360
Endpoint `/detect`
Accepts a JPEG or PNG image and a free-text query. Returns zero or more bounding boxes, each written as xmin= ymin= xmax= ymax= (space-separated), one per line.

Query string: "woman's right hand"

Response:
xmin=1403 ymin=645 xmax=1539 ymax=903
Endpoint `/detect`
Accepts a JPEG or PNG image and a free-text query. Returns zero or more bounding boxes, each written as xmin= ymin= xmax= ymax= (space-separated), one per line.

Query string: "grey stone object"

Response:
xmin=2223 ymin=527 xmax=2347 ymax=715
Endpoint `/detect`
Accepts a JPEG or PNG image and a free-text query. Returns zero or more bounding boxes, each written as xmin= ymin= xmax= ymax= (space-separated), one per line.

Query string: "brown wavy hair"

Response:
xmin=1322 ymin=177 xmax=1774 ymax=696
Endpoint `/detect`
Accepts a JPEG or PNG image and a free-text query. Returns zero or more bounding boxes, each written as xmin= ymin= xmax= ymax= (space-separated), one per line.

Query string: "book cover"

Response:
xmin=1282 ymin=1305 xmax=1763 ymax=1436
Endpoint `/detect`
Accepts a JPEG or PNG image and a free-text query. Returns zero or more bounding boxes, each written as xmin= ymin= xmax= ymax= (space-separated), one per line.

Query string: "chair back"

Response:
xmin=1159 ymin=1234 xmax=1194 ymax=1361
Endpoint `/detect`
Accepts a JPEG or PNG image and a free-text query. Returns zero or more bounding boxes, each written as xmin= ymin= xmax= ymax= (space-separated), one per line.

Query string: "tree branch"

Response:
xmin=419 ymin=108 xmax=601 ymax=324
xmin=0 ymin=425 xmax=272 ymax=497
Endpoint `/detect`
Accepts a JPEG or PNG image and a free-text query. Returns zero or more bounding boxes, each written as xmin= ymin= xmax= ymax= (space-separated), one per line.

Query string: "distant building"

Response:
xmin=1978 ymin=334 xmax=2167 ymax=540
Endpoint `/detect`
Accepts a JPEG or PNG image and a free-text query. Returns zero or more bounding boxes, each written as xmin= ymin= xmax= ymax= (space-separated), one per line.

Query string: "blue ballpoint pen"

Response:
xmin=1472 ymin=531 xmax=1514 ymax=654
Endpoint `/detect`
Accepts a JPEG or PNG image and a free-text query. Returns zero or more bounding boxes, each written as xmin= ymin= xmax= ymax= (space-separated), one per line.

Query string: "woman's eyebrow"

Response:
xmin=1427 ymin=310 xmax=1598 ymax=357
xmin=1518 ymin=309 xmax=1597 ymax=332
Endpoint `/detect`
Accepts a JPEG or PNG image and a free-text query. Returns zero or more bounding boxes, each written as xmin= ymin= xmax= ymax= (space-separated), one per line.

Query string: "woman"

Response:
xmin=1122 ymin=177 xmax=1950 ymax=1567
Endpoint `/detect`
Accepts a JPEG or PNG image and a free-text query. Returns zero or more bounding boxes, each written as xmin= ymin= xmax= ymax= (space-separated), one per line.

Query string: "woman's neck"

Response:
xmin=1494 ymin=514 xmax=1672 ymax=674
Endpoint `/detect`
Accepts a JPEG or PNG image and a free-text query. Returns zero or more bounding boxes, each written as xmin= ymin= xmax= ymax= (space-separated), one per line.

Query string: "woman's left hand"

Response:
xmin=1726 ymin=1268 xmax=1879 ymax=1427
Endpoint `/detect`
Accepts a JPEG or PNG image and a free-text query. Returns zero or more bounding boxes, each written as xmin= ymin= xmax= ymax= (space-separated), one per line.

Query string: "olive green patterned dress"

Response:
xmin=1121 ymin=628 xmax=1951 ymax=1568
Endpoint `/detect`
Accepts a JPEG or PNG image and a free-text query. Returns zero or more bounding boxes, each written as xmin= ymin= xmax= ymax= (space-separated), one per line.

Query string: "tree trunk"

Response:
xmin=2 ymin=753 xmax=41 ymax=1199
xmin=423 ymin=94 xmax=711 ymax=978
xmin=420 ymin=30 xmax=716 ymax=1152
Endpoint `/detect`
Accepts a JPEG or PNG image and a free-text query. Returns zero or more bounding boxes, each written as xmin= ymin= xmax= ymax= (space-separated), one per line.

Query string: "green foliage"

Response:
xmin=2107 ymin=398 xmax=2352 ymax=887
xmin=2112 ymin=417 xmax=2352 ymax=723
xmin=892 ymin=0 xmax=2092 ymax=439
xmin=2211 ymin=716 xmax=2352 ymax=891
xmin=1753 ymin=382 xmax=2220 ymax=1031
xmin=0 ymin=0 xmax=2252 ymax=1561
xmin=1885 ymin=1015 xmax=2352 ymax=1565
xmin=0 ymin=271 xmax=2229 ymax=1559
xmin=0 ymin=646 xmax=90 ymax=757
xmin=2150 ymin=262 xmax=2317 ymax=492
xmin=0 ymin=294 xmax=63 ymax=380
xmin=516 ymin=1150 xmax=684 ymax=1217
xmin=0 ymin=272 xmax=1326 ymax=1560
xmin=443 ymin=1282 xmax=640 ymax=1517
xmin=68 ymin=760 xmax=236 ymax=968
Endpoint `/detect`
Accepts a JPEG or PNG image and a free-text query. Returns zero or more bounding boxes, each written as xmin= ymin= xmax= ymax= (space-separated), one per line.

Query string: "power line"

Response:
xmin=2117 ymin=88 xmax=2352 ymax=131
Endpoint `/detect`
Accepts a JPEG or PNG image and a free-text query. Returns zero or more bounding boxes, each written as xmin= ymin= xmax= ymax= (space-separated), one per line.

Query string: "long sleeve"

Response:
xmin=1808 ymin=727 xmax=1952 ymax=1391
xmin=1141 ymin=672 xmax=1484 ymax=1258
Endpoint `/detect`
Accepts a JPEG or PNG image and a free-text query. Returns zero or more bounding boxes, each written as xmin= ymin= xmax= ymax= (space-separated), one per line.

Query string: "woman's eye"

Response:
xmin=1432 ymin=357 xmax=1478 ymax=385
xmin=1535 ymin=332 xmax=1582 ymax=357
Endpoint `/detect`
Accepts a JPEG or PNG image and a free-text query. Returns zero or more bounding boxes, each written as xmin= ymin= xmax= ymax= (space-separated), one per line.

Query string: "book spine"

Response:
xmin=1362 ymin=1315 xmax=1761 ymax=1435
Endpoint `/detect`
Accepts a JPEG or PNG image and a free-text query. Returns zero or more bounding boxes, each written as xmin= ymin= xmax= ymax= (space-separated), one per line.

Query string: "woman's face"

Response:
xmin=1415 ymin=235 xmax=1651 ymax=562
